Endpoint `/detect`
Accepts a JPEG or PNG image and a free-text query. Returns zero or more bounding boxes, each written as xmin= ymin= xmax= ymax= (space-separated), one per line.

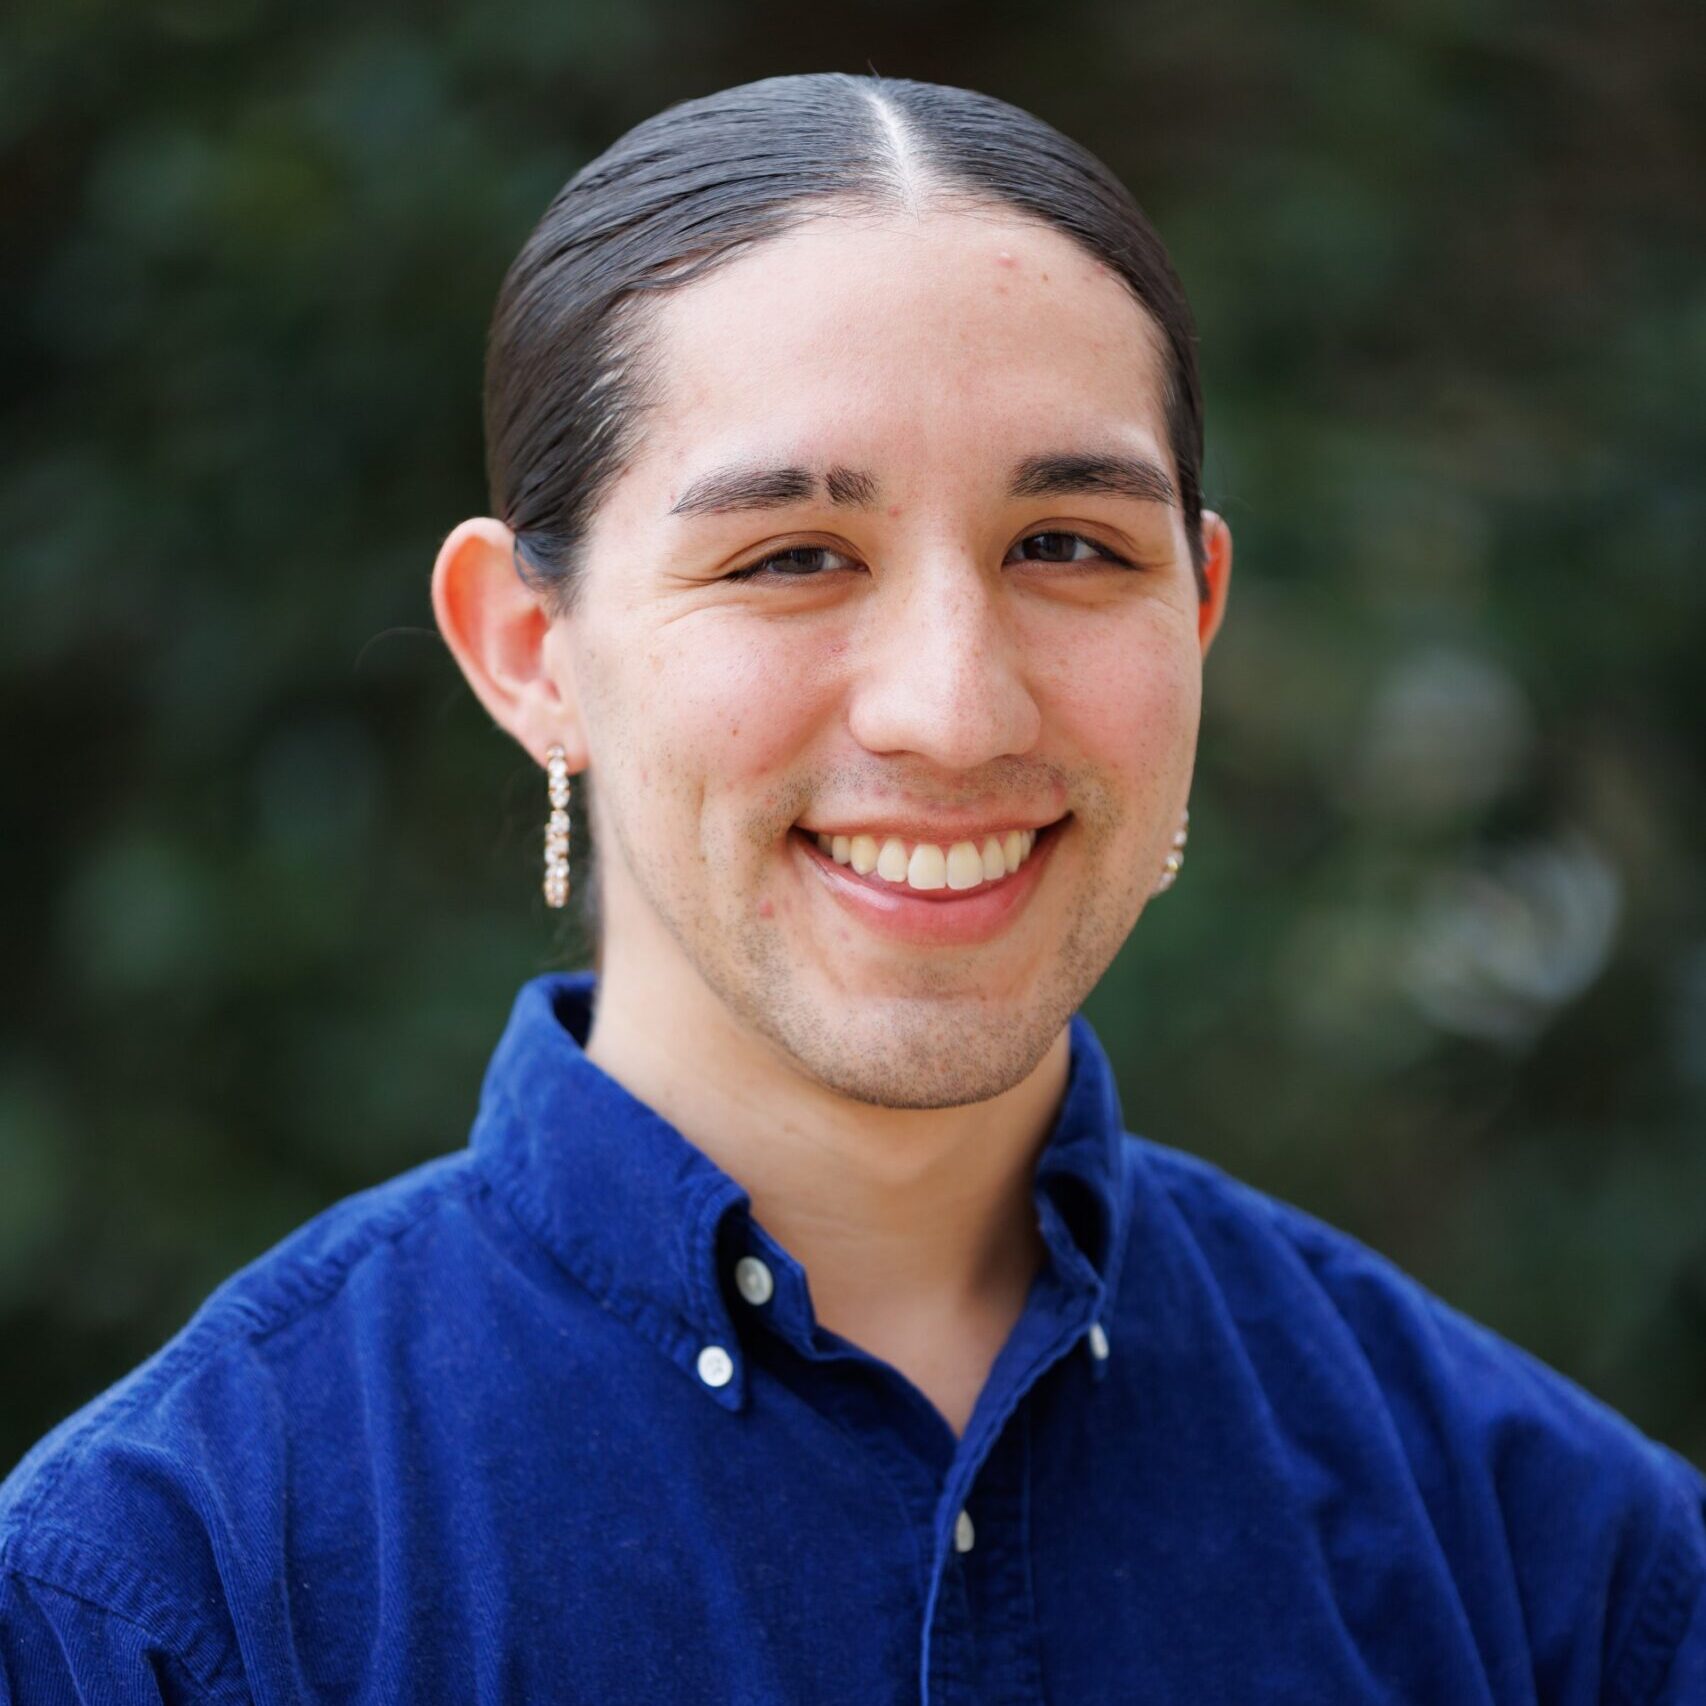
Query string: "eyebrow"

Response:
xmin=668 ymin=463 xmax=878 ymax=516
xmin=666 ymin=449 xmax=1178 ymax=517
xmin=1009 ymin=450 xmax=1178 ymax=508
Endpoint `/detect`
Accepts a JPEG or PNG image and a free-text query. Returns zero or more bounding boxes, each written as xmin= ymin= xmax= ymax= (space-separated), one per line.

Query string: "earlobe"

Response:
xmin=429 ymin=516 xmax=589 ymax=771
xmin=1196 ymin=510 xmax=1233 ymax=656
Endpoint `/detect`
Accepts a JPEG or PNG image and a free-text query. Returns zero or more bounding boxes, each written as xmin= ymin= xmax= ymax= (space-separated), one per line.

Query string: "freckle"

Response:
xmin=729 ymin=723 xmax=740 ymax=737
xmin=650 ymin=653 xmax=662 ymax=673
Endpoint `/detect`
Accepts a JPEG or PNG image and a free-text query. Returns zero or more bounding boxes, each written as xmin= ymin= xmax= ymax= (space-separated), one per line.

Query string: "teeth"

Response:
xmin=907 ymin=843 xmax=947 ymax=889
xmin=946 ymin=841 xmax=983 ymax=890
xmin=805 ymin=823 xmax=1050 ymax=890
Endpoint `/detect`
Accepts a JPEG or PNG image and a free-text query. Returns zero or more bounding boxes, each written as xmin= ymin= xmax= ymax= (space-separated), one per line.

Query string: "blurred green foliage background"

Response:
xmin=3 ymin=0 xmax=1703 ymax=1470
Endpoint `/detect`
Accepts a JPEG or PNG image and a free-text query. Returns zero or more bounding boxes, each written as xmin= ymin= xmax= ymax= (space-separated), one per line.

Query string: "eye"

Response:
xmin=721 ymin=529 xmax=1138 ymax=584
xmin=1009 ymin=530 xmax=1135 ymax=569
xmin=723 ymin=544 xmax=859 ymax=583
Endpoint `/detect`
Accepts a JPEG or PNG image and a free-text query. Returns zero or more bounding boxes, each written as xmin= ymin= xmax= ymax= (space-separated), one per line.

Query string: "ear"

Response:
xmin=1195 ymin=509 xmax=1233 ymax=658
xmin=430 ymin=517 xmax=589 ymax=771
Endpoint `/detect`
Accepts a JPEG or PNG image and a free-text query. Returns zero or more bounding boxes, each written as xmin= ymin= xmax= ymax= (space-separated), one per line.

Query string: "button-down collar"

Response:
xmin=470 ymin=971 xmax=1132 ymax=1412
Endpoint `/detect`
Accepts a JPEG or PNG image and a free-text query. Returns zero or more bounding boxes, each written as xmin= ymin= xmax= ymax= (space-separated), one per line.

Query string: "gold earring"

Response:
xmin=1153 ymin=807 xmax=1189 ymax=896
xmin=544 ymin=745 xmax=571 ymax=909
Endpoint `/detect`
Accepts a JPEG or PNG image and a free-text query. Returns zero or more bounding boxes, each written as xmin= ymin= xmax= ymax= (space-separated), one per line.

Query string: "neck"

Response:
xmin=582 ymin=944 xmax=1070 ymax=1344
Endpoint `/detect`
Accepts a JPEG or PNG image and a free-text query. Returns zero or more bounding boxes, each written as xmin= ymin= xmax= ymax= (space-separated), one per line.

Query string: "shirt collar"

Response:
xmin=470 ymin=970 xmax=1132 ymax=1412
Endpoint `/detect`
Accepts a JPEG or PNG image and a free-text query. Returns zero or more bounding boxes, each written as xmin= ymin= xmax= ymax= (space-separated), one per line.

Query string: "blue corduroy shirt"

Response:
xmin=2 ymin=969 xmax=1703 ymax=1702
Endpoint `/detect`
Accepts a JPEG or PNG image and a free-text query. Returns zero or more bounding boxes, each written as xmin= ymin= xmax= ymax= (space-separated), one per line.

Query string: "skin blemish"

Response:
xmin=758 ymin=898 xmax=775 ymax=919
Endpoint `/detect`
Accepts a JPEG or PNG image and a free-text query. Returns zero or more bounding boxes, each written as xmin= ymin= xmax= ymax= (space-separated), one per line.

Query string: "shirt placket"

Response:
xmin=940 ymin=1403 xmax=1053 ymax=1705
xmin=723 ymin=1176 xmax=1109 ymax=1706
xmin=921 ymin=1237 xmax=1105 ymax=1706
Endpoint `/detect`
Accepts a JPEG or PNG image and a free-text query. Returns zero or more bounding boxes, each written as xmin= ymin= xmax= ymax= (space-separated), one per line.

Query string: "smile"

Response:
xmin=800 ymin=825 xmax=1042 ymax=893
xmin=788 ymin=817 xmax=1068 ymax=947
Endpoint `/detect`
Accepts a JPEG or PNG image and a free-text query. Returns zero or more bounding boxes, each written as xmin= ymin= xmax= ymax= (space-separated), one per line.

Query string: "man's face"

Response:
xmin=558 ymin=207 xmax=1228 ymax=1108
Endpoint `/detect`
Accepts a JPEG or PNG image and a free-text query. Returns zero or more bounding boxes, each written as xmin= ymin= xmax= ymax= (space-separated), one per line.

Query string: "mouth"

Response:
xmin=787 ymin=815 xmax=1070 ymax=947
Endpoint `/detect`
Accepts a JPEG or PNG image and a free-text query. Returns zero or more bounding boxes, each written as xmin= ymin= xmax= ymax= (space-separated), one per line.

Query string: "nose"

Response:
xmin=846 ymin=553 xmax=1042 ymax=768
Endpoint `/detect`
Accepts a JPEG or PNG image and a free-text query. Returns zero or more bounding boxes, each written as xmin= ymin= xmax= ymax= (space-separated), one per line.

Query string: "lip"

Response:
xmin=797 ymin=814 xmax=1063 ymax=843
xmin=790 ymin=816 xmax=1067 ymax=947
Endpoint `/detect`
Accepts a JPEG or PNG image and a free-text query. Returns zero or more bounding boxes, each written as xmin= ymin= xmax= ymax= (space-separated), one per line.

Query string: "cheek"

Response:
xmin=640 ymin=624 xmax=826 ymax=791
xmin=1038 ymin=616 xmax=1200 ymax=775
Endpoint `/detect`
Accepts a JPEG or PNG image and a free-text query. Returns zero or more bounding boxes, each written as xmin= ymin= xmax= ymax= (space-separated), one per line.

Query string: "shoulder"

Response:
xmin=1123 ymin=1131 xmax=1706 ymax=1702
xmin=1126 ymin=1129 xmax=1691 ymax=1479
xmin=0 ymin=1150 xmax=489 ymax=1679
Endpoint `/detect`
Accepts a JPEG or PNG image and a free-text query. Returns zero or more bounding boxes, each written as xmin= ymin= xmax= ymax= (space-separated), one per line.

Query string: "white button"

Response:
xmin=954 ymin=1508 xmax=975 ymax=1554
xmin=1087 ymin=1321 xmax=1110 ymax=1361
xmin=734 ymin=1256 xmax=774 ymax=1306
xmin=696 ymin=1344 xmax=734 ymax=1387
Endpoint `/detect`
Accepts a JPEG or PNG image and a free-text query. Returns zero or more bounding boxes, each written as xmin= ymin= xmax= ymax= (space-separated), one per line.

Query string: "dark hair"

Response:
xmin=483 ymin=72 xmax=1208 ymax=954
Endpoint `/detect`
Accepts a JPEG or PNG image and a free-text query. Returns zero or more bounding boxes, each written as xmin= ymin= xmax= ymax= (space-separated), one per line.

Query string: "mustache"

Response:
xmin=771 ymin=761 xmax=1074 ymax=825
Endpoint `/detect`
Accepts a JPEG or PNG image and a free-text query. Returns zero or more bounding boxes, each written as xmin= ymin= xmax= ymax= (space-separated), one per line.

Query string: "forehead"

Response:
xmin=631 ymin=207 xmax=1173 ymax=492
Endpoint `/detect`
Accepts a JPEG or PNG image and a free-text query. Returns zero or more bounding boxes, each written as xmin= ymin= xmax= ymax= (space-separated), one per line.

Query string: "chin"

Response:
xmin=746 ymin=976 xmax=1075 ymax=1111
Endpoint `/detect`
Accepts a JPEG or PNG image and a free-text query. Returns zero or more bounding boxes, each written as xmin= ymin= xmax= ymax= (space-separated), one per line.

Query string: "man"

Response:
xmin=2 ymin=72 xmax=1701 ymax=1702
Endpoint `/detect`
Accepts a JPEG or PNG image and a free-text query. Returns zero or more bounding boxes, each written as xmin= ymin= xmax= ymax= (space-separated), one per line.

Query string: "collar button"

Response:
xmin=696 ymin=1344 xmax=735 ymax=1388
xmin=734 ymin=1255 xmax=774 ymax=1306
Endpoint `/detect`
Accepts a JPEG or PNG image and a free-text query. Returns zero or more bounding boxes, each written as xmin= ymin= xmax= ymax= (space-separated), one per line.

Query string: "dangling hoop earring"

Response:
xmin=543 ymin=745 xmax=571 ymax=909
xmin=1153 ymin=807 xmax=1189 ymax=896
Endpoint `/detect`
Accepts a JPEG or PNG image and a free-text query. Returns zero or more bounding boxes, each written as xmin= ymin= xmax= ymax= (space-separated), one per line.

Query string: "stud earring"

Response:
xmin=544 ymin=745 xmax=571 ymax=909
xmin=1153 ymin=807 xmax=1189 ymax=896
